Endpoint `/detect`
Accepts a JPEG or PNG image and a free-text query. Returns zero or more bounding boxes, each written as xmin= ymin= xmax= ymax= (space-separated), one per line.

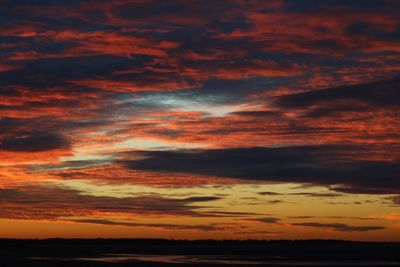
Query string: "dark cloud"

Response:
xmin=69 ymin=219 xmax=138 ymax=227
xmin=0 ymin=117 xmax=110 ymax=144
xmin=390 ymin=195 xmax=400 ymax=206
xmin=289 ymin=192 xmax=342 ymax=198
xmin=230 ymin=110 xmax=282 ymax=118
xmin=121 ymin=145 xmax=400 ymax=194
xmin=258 ymin=192 xmax=282 ymax=196
xmin=289 ymin=216 xmax=318 ymax=219
xmin=69 ymin=219 xmax=223 ymax=231
xmin=285 ymin=0 xmax=395 ymax=11
xmin=253 ymin=217 xmax=281 ymax=224
xmin=115 ymin=2 xmax=184 ymax=21
xmin=293 ymin=222 xmax=385 ymax=232
xmin=0 ymin=133 xmax=69 ymax=152
xmin=0 ymin=55 xmax=138 ymax=88
xmin=183 ymin=196 xmax=221 ymax=202
xmin=202 ymin=211 xmax=259 ymax=217
xmin=265 ymin=200 xmax=284 ymax=204
xmin=0 ymin=0 xmax=83 ymax=7
xmin=235 ymin=230 xmax=283 ymax=235
xmin=0 ymin=185 xmax=222 ymax=220
xmin=258 ymin=192 xmax=342 ymax=197
xmin=288 ymin=215 xmax=379 ymax=220
xmin=0 ymin=188 xmax=24 ymax=198
xmin=276 ymin=76 xmax=400 ymax=118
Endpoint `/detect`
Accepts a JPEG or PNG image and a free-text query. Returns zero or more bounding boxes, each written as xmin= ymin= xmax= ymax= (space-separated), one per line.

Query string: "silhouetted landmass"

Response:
xmin=0 ymin=239 xmax=399 ymax=266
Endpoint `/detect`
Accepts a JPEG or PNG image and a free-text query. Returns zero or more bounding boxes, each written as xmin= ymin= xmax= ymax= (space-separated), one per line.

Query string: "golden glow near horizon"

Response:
xmin=1 ymin=177 xmax=398 ymax=240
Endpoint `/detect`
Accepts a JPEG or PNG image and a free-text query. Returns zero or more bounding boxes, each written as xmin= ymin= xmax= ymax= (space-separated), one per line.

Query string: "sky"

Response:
xmin=0 ymin=0 xmax=399 ymax=241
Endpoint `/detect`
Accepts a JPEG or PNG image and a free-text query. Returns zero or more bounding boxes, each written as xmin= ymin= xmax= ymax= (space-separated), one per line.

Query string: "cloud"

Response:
xmin=390 ymin=196 xmax=400 ymax=206
xmin=0 ymin=133 xmax=69 ymax=152
xmin=253 ymin=217 xmax=281 ymax=224
xmin=293 ymin=222 xmax=385 ymax=232
xmin=0 ymin=185 xmax=223 ymax=220
xmin=230 ymin=110 xmax=282 ymax=118
xmin=120 ymin=145 xmax=400 ymax=194
xmin=183 ymin=196 xmax=221 ymax=202
xmin=257 ymin=191 xmax=342 ymax=197
xmin=258 ymin=191 xmax=282 ymax=196
xmin=69 ymin=219 xmax=223 ymax=231
xmin=288 ymin=192 xmax=342 ymax=198
xmin=201 ymin=211 xmax=259 ymax=217
xmin=0 ymin=55 xmax=137 ymax=89
xmin=275 ymin=76 xmax=400 ymax=118
xmin=284 ymin=0 xmax=396 ymax=11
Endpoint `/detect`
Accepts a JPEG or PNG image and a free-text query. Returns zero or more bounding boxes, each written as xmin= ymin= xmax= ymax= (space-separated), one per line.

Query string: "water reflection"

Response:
xmin=32 ymin=254 xmax=400 ymax=266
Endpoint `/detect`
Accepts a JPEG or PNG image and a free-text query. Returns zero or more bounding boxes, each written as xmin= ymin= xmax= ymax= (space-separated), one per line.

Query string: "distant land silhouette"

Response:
xmin=1 ymin=239 xmax=399 ymax=266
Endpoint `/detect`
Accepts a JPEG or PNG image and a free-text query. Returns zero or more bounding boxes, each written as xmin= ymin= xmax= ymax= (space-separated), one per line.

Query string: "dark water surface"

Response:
xmin=31 ymin=254 xmax=400 ymax=265
xmin=1 ymin=239 xmax=400 ymax=266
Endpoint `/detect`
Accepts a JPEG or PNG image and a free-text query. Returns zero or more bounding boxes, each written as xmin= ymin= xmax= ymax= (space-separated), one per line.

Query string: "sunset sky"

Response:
xmin=0 ymin=0 xmax=399 ymax=241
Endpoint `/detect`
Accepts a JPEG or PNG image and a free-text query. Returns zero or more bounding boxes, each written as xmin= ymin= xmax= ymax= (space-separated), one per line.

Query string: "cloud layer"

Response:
xmin=0 ymin=0 xmax=399 ymax=239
